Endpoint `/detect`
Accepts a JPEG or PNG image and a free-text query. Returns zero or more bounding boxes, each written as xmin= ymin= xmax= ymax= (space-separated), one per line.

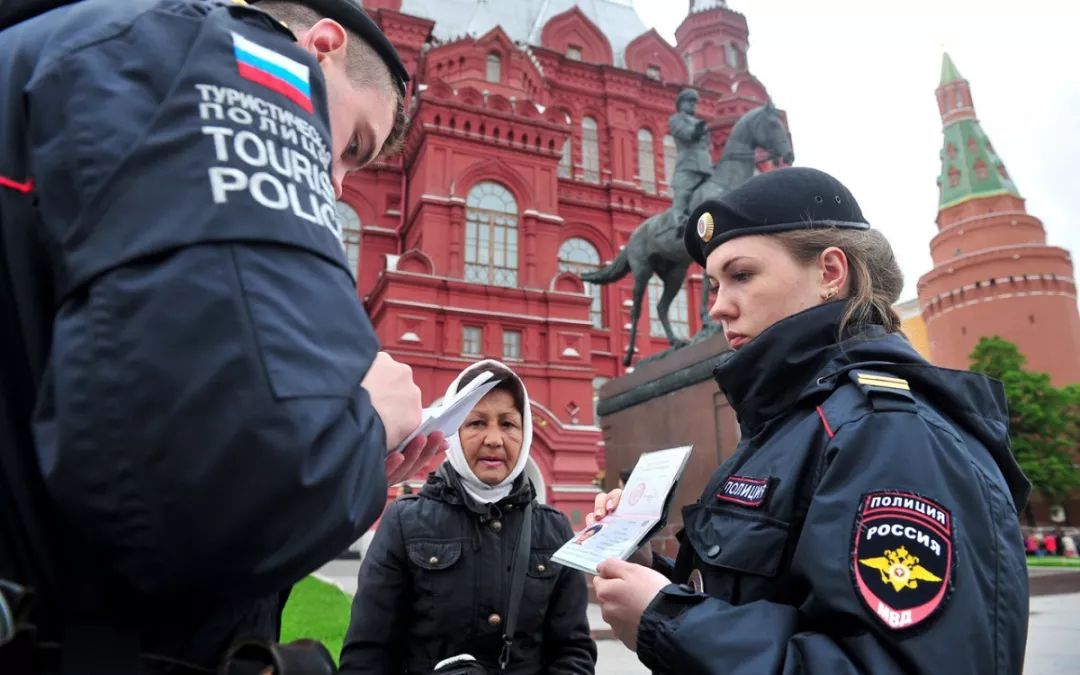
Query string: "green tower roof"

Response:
xmin=940 ymin=52 xmax=963 ymax=86
xmin=937 ymin=118 xmax=1021 ymax=209
xmin=937 ymin=53 xmax=1021 ymax=209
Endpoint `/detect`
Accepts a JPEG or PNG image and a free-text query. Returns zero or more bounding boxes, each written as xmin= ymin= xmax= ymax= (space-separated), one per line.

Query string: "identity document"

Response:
xmin=551 ymin=445 xmax=693 ymax=575
xmin=392 ymin=371 xmax=500 ymax=453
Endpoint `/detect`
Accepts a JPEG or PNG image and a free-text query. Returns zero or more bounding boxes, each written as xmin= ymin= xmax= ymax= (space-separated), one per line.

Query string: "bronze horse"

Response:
xmin=581 ymin=102 xmax=794 ymax=367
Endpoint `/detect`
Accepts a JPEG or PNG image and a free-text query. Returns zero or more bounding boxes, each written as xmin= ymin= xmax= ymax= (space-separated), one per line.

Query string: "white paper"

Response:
xmin=391 ymin=371 xmax=499 ymax=453
xmin=551 ymin=445 xmax=693 ymax=575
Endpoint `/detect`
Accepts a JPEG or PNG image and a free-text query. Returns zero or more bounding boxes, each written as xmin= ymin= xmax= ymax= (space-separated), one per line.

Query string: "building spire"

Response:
xmin=935 ymin=53 xmax=1020 ymax=209
xmin=939 ymin=52 xmax=963 ymax=86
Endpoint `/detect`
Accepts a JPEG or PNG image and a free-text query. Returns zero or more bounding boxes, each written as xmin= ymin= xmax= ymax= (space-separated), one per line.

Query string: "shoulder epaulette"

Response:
xmin=848 ymin=369 xmax=917 ymax=413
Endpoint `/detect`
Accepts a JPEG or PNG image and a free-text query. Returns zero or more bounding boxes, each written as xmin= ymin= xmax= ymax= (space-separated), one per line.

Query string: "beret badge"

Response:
xmin=696 ymin=212 xmax=715 ymax=243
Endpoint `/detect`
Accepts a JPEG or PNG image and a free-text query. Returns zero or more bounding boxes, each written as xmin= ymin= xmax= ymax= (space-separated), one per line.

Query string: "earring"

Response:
xmin=823 ymin=288 xmax=837 ymax=300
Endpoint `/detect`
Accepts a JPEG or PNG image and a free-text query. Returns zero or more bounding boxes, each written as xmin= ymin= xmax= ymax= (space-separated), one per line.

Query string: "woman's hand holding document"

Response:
xmin=551 ymin=445 xmax=693 ymax=575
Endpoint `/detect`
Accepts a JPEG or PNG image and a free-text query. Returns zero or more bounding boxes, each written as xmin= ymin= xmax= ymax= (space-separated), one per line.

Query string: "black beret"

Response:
xmin=249 ymin=0 xmax=409 ymax=97
xmin=684 ymin=167 xmax=870 ymax=267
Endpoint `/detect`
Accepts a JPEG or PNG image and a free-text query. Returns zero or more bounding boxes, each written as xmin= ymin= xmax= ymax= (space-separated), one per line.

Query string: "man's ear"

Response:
xmin=296 ymin=18 xmax=348 ymax=65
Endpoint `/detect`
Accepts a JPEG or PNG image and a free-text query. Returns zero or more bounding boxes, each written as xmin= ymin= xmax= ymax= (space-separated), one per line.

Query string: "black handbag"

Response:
xmin=433 ymin=501 xmax=533 ymax=675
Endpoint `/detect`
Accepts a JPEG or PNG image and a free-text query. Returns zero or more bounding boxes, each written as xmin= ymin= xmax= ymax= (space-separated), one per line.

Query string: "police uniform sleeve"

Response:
xmin=637 ymin=399 xmax=1027 ymax=674
xmin=24 ymin=3 xmax=389 ymax=597
xmin=339 ymin=500 xmax=411 ymax=674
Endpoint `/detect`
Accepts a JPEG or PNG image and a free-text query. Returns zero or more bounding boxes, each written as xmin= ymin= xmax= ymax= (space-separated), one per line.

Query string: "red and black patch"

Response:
xmin=715 ymin=475 xmax=773 ymax=508
xmin=851 ymin=490 xmax=954 ymax=631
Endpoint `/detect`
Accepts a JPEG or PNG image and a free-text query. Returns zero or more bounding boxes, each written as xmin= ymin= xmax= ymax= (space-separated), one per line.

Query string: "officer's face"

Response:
xmin=323 ymin=75 xmax=396 ymax=198
xmin=459 ymin=389 xmax=524 ymax=485
xmin=297 ymin=20 xmax=397 ymax=198
xmin=704 ymin=235 xmax=830 ymax=349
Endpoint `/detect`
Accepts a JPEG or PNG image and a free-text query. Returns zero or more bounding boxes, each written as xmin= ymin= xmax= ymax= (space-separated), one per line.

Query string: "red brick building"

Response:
xmin=342 ymin=0 xmax=778 ymax=524
xmin=918 ymin=54 xmax=1080 ymax=386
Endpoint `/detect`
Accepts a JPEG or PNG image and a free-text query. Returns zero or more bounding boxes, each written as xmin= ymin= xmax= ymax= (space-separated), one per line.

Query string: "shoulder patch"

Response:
xmin=849 ymin=370 xmax=916 ymax=413
xmin=851 ymin=490 xmax=954 ymax=631
xmin=715 ymin=475 xmax=775 ymax=508
xmin=231 ymin=31 xmax=312 ymax=112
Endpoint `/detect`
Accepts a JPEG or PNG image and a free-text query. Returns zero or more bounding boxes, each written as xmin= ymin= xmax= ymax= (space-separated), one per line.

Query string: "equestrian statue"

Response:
xmin=580 ymin=90 xmax=794 ymax=367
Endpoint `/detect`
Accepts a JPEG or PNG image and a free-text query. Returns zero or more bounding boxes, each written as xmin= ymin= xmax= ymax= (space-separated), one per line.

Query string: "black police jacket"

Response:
xmin=0 ymin=0 xmax=387 ymax=669
xmin=638 ymin=301 xmax=1031 ymax=675
xmin=340 ymin=464 xmax=597 ymax=675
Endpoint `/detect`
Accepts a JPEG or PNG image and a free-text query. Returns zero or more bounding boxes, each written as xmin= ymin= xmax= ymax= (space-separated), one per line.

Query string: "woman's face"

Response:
xmin=705 ymin=235 xmax=839 ymax=349
xmin=459 ymin=388 xmax=523 ymax=485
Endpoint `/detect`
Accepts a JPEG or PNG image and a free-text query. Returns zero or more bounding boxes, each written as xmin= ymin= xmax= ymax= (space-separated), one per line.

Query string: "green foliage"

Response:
xmin=970 ymin=337 xmax=1080 ymax=506
xmin=969 ymin=336 xmax=1026 ymax=379
xmin=280 ymin=576 xmax=352 ymax=664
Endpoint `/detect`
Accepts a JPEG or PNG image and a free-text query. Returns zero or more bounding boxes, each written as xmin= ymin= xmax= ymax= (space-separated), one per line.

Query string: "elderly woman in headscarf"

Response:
xmin=339 ymin=359 xmax=597 ymax=675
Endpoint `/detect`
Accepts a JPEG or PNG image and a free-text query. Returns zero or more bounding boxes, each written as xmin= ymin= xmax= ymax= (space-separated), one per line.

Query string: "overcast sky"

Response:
xmin=635 ymin=0 xmax=1080 ymax=302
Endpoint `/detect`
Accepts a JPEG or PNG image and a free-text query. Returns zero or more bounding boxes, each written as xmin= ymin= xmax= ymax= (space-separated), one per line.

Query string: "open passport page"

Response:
xmin=552 ymin=445 xmax=694 ymax=575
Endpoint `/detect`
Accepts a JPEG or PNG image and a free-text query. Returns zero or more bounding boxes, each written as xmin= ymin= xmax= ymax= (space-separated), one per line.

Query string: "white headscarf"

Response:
xmin=444 ymin=359 xmax=532 ymax=504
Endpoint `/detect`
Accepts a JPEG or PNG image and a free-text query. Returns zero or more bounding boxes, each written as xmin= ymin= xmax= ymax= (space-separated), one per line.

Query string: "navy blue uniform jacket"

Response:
xmin=0 ymin=0 xmax=387 ymax=667
xmin=638 ymin=302 xmax=1031 ymax=675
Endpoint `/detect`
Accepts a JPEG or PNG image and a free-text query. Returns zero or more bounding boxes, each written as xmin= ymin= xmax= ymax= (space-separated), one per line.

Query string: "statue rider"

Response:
xmin=668 ymin=88 xmax=713 ymax=229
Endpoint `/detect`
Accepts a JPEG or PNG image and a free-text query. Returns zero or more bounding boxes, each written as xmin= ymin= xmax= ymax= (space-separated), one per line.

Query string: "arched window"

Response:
xmin=725 ymin=43 xmax=738 ymax=68
xmin=582 ymin=117 xmax=600 ymax=183
xmin=336 ymin=201 xmax=362 ymax=279
xmin=558 ymin=237 xmax=604 ymax=328
xmin=486 ymin=53 xmax=501 ymax=83
xmin=947 ymin=165 xmax=961 ymax=188
xmin=637 ymin=128 xmax=656 ymax=194
xmin=558 ymin=137 xmax=573 ymax=178
xmin=973 ymin=159 xmax=989 ymax=180
xmin=648 ymin=277 xmax=690 ymax=339
xmin=663 ymin=134 xmax=677 ymax=196
xmin=465 ymin=182 xmax=518 ymax=287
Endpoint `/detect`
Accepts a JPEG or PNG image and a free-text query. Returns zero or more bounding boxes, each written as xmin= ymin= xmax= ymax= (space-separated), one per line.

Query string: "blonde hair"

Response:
xmin=774 ymin=228 xmax=903 ymax=335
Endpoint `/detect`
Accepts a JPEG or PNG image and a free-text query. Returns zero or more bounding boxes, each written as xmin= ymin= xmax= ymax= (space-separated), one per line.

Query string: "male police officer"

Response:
xmin=0 ymin=0 xmax=444 ymax=672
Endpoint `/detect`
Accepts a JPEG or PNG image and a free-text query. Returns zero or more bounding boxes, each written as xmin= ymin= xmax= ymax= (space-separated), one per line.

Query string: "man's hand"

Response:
xmin=361 ymin=351 xmax=422 ymax=451
xmin=593 ymin=559 xmax=670 ymax=652
xmin=385 ymin=433 xmax=446 ymax=486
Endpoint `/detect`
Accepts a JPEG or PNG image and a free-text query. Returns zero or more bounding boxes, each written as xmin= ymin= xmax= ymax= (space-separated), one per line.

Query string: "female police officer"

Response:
xmin=590 ymin=167 xmax=1030 ymax=674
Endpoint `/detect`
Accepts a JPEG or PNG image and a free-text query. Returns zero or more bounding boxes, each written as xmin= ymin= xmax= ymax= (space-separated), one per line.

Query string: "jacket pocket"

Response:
xmin=685 ymin=506 xmax=790 ymax=577
xmin=519 ymin=549 xmax=558 ymax=632
xmin=406 ymin=540 xmax=465 ymax=606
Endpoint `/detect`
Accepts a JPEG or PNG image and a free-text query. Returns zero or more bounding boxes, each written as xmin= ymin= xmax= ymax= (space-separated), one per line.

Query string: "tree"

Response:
xmin=970 ymin=336 xmax=1080 ymax=522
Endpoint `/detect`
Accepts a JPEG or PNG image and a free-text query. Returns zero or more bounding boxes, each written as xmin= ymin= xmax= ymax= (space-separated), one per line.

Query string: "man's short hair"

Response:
xmin=256 ymin=1 xmax=408 ymax=159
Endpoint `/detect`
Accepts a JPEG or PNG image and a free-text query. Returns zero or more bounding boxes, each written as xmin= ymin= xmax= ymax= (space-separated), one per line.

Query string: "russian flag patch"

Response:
xmin=231 ymin=32 xmax=312 ymax=113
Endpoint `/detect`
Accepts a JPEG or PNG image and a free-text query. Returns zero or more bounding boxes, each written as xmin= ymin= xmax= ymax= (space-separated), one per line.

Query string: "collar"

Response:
xmin=422 ymin=463 xmax=533 ymax=517
xmin=712 ymin=301 xmax=887 ymax=434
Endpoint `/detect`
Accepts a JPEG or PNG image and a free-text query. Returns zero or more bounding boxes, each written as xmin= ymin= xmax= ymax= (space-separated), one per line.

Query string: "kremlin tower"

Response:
xmin=917 ymin=54 xmax=1080 ymax=384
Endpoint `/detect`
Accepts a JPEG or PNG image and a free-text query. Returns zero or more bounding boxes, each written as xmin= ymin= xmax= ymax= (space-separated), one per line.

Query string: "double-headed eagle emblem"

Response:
xmin=859 ymin=546 xmax=942 ymax=592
